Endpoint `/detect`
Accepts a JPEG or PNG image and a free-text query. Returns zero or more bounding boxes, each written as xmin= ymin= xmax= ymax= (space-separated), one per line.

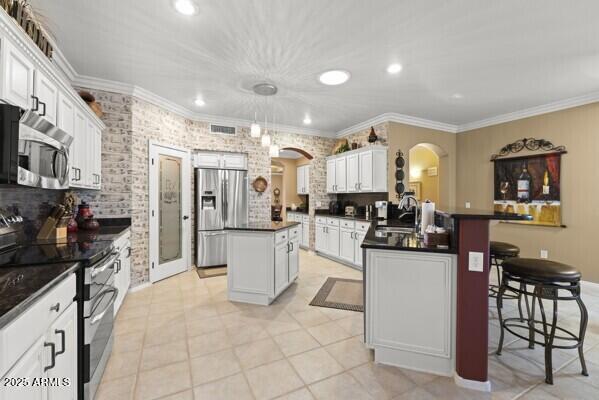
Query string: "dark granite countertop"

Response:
xmin=314 ymin=210 xmax=375 ymax=222
xmin=286 ymin=209 xmax=308 ymax=214
xmin=226 ymin=221 xmax=301 ymax=232
xmin=436 ymin=207 xmax=532 ymax=221
xmin=0 ymin=261 xmax=80 ymax=329
xmin=361 ymin=220 xmax=457 ymax=254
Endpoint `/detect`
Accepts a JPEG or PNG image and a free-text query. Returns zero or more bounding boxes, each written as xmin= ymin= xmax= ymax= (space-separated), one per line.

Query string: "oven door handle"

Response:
xmin=90 ymin=288 xmax=118 ymax=325
xmin=91 ymin=252 xmax=119 ymax=278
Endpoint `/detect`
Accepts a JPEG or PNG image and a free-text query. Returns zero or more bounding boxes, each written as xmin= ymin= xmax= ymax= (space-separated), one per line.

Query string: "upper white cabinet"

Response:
xmin=194 ymin=151 xmax=247 ymax=170
xmin=296 ymin=164 xmax=310 ymax=195
xmin=0 ymin=17 xmax=105 ymax=191
xmin=33 ymin=69 xmax=58 ymax=125
xmin=1 ymin=39 xmax=35 ymax=110
xmin=326 ymin=146 xmax=387 ymax=194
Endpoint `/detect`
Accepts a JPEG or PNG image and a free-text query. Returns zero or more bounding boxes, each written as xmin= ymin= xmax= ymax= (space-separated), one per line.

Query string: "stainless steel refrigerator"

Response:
xmin=195 ymin=168 xmax=248 ymax=268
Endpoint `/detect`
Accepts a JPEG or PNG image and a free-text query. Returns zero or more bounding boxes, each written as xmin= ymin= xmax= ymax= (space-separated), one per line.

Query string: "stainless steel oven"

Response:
xmin=0 ymin=104 xmax=72 ymax=189
xmin=82 ymin=250 xmax=118 ymax=400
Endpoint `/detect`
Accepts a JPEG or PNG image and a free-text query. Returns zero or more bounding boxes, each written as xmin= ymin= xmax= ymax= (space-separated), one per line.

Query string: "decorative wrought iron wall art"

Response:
xmin=394 ymin=150 xmax=406 ymax=199
xmin=490 ymin=138 xmax=566 ymax=160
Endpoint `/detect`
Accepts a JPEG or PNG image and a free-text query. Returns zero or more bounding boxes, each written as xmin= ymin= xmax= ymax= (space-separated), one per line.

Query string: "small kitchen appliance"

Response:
xmin=345 ymin=206 xmax=356 ymax=217
xmin=374 ymin=201 xmax=388 ymax=220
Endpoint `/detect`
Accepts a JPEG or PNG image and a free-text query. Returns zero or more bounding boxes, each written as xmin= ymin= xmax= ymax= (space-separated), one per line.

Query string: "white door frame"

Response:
xmin=148 ymin=140 xmax=192 ymax=283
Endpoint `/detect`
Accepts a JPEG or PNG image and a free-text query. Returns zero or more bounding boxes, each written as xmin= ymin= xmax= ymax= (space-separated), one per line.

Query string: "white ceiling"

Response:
xmin=31 ymin=0 xmax=599 ymax=135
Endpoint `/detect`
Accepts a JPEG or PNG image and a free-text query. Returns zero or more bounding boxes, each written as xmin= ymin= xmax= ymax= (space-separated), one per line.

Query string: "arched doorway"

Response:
xmin=408 ymin=143 xmax=449 ymax=206
xmin=271 ymin=148 xmax=312 ymax=221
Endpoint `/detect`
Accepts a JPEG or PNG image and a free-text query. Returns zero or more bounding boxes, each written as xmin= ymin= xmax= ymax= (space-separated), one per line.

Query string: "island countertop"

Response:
xmin=225 ymin=221 xmax=300 ymax=232
xmin=435 ymin=207 xmax=532 ymax=221
xmin=361 ymin=220 xmax=457 ymax=254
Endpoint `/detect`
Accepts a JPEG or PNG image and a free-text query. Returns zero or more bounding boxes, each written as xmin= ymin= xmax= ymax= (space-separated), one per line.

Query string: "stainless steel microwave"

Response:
xmin=0 ymin=104 xmax=73 ymax=189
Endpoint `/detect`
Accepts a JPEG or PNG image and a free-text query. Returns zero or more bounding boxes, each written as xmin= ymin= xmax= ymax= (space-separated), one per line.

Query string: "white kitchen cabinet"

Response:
xmin=0 ymin=275 xmax=77 ymax=400
xmin=57 ymin=91 xmax=75 ymax=136
xmin=114 ymin=230 xmax=132 ymax=316
xmin=339 ymin=228 xmax=355 ymax=263
xmin=47 ymin=303 xmax=77 ymax=400
xmin=0 ymin=39 xmax=35 ymax=110
xmin=227 ymin=227 xmax=299 ymax=305
xmin=193 ymin=152 xmax=247 ymax=169
xmin=315 ymin=223 xmax=327 ymax=253
xmin=33 ymin=70 xmax=58 ymax=125
xmin=296 ymin=165 xmax=310 ymax=195
xmin=89 ymin=122 xmax=102 ymax=189
xmin=335 ymin=157 xmax=347 ymax=192
xmin=70 ymin=110 xmax=86 ymax=186
xmin=326 ymin=146 xmax=387 ymax=194
xmin=364 ymin=249 xmax=456 ymax=376
xmin=0 ymin=337 xmax=46 ymax=400
xmin=326 ymin=159 xmax=336 ymax=193
xmin=346 ymin=153 xmax=359 ymax=193
xmin=274 ymin=240 xmax=289 ymax=296
xmin=301 ymin=216 xmax=309 ymax=248
xmin=327 ymin=226 xmax=340 ymax=257
xmin=354 ymin=230 xmax=367 ymax=266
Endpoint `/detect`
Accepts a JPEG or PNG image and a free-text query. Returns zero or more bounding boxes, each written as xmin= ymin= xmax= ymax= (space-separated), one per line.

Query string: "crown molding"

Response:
xmin=336 ymin=112 xmax=459 ymax=137
xmin=70 ymin=75 xmax=334 ymax=137
xmin=457 ymin=91 xmax=599 ymax=133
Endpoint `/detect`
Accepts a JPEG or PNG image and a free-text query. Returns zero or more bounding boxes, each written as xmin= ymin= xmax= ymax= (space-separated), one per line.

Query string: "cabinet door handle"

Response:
xmin=127 ymin=247 xmax=132 ymax=258
xmin=55 ymin=329 xmax=66 ymax=356
xmin=44 ymin=342 xmax=56 ymax=372
xmin=31 ymin=95 xmax=39 ymax=111
xmin=50 ymin=302 xmax=60 ymax=313
xmin=76 ymin=168 xmax=81 ymax=181
xmin=39 ymin=101 xmax=46 ymax=117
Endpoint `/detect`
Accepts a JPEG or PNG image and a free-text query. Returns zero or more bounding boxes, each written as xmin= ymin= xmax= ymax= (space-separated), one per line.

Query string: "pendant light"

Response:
xmin=261 ymin=112 xmax=271 ymax=147
xmin=250 ymin=111 xmax=261 ymax=138
xmin=269 ymin=144 xmax=279 ymax=157
xmin=269 ymin=111 xmax=279 ymax=157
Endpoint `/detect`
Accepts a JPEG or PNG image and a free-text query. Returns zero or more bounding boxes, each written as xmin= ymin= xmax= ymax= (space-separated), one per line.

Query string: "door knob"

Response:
xmin=183 ymin=216 xmax=189 ymax=220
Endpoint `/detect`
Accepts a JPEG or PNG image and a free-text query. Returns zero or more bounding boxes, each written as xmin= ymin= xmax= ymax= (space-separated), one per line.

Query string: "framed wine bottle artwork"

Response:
xmin=491 ymin=139 xmax=566 ymax=227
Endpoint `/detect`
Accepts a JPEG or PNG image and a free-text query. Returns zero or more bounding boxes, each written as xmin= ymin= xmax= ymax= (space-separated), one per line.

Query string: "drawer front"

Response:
xmin=356 ymin=221 xmax=371 ymax=232
xmin=315 ymin=216 xmax=327 ymax=225
xmin=0 ymin=273 xmax=76 ymax=377
xmin=113 ymin=229 xmax=131 ymax=251
xmin=302 ymin=215 xmax=309 ymax=223
xmin=327 ymin=218 xmax=340 ymax=227
xmin=290 ymin=226 xmax=300 ymax=239
xmin=340 ymin=219 xmax=355 ymax=229
xmin=275 ymin=229 xmax=289 ymax=244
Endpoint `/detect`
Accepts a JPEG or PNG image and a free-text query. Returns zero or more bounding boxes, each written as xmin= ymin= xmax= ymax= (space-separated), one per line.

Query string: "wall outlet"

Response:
xmin=540 ymin=249 xmax=548 ymax=259
xmin=468 ymin=251 xmax=484 ymax=272
xmin=465 ymin=202 xmax=471 ymax=209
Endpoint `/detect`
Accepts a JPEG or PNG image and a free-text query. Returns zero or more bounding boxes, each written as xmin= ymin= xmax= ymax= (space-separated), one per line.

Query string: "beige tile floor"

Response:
xmin=97 ymin=250 xmax=599 ymax=400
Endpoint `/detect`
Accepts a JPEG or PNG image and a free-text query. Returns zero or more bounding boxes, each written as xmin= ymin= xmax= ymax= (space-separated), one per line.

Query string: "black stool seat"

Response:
xmin=490 ymin=241 xmax=520 ymax=257
xmin=502 ymin=258 xmax=581 ymax=283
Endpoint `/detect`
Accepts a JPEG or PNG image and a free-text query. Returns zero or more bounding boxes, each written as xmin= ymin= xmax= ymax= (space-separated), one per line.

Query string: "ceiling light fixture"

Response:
xmin=269 ymin=144 xmax=280 ymax=158
xmin=319 ymin=70 xmax=350 ymax=86
xmin=387 ymin=63 xmax=403 ymax=74
xmin=303 ymin=116 xmax=312 ymax=125
xmin=194 ymin=97 xmax=205 ymax=107
xmin=250 ymin=111 xmax=261 ymax=138
xmin=261 ymin=130 xmax=271 ymax=147
xmin=173 ymin=0 xmax=198 ymax=16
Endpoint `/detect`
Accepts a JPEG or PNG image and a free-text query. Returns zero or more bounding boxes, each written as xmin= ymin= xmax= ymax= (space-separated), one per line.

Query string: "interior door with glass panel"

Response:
xmin=149 ymin=142 xmax=191 ymax=283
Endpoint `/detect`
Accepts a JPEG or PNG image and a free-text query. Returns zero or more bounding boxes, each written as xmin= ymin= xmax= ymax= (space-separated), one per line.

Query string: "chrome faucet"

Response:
xmin=399 ymin=193 xmax=420 ymax=234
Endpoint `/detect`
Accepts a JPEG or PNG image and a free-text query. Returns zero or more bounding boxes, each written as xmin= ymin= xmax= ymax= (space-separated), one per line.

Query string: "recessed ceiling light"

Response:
xmin=387 ymin=63 xmax=403 ymax=74
xmin=303 ymin=116 xmax=312 ymax=125
xmin=173 ymin=0 xmax=198 ymax=15
xmin=194 ymin=97 xmax=205 ymax=106
xmin=319 ymin=70 xmax=350 ymax=86
xmin=451 ymin=93 xmax=464 ymax=99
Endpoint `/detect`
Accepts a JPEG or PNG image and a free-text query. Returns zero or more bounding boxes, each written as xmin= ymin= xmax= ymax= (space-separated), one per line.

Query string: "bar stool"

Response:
xmin=489 ymin=241 xmax=524 ymax=319
xmin=496 ymin=258 xmax=589 ymax=384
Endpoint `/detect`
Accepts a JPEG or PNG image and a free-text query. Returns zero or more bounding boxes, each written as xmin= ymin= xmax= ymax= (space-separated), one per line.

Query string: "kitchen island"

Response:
xmin=226 ymin=221 xmax=301 ymax=305
xmin=362 ymin=209 xmax=531 ymax=392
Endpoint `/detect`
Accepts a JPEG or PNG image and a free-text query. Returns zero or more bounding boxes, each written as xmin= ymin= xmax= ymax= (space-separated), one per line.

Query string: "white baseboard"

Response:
xmin=454 ymin=373 xmax=491 ymax=392
xmin=128 ymin=282 xmax=151 ymax=293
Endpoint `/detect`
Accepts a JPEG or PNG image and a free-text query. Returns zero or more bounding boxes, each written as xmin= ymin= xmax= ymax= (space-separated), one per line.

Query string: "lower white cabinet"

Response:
xmin=114 ymin=230 xmax=131 ymax=316
xmin=0 ymin=275 xmax=78 ymax=400
xmin=315 ymin=217 xmax=370 ymax=268
xmin=227 ymin=226 xmax=299 ymax=305
xmin=364 ymin=249 xmax=456 ymax=376
xmin=301 ymin=217 xmax=309 ymax=248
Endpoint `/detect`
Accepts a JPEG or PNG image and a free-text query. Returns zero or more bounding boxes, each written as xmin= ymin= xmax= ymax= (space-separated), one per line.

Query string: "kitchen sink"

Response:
xmin=375 ymin=225 xmax=416 ymax=234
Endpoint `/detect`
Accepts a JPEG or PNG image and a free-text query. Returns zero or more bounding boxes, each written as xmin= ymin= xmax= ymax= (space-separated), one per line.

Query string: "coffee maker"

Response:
xmin=374 ymin=201 xmax=388 ymax=220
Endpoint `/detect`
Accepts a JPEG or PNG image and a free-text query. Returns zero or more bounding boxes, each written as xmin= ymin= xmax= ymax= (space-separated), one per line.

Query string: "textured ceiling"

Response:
xmin=31 ymin=0 xmax=599 ymax=135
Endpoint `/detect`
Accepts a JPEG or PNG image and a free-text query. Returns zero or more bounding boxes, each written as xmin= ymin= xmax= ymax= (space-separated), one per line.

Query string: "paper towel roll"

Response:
xmin=421 ymin=202 xmax=435 ymax=235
